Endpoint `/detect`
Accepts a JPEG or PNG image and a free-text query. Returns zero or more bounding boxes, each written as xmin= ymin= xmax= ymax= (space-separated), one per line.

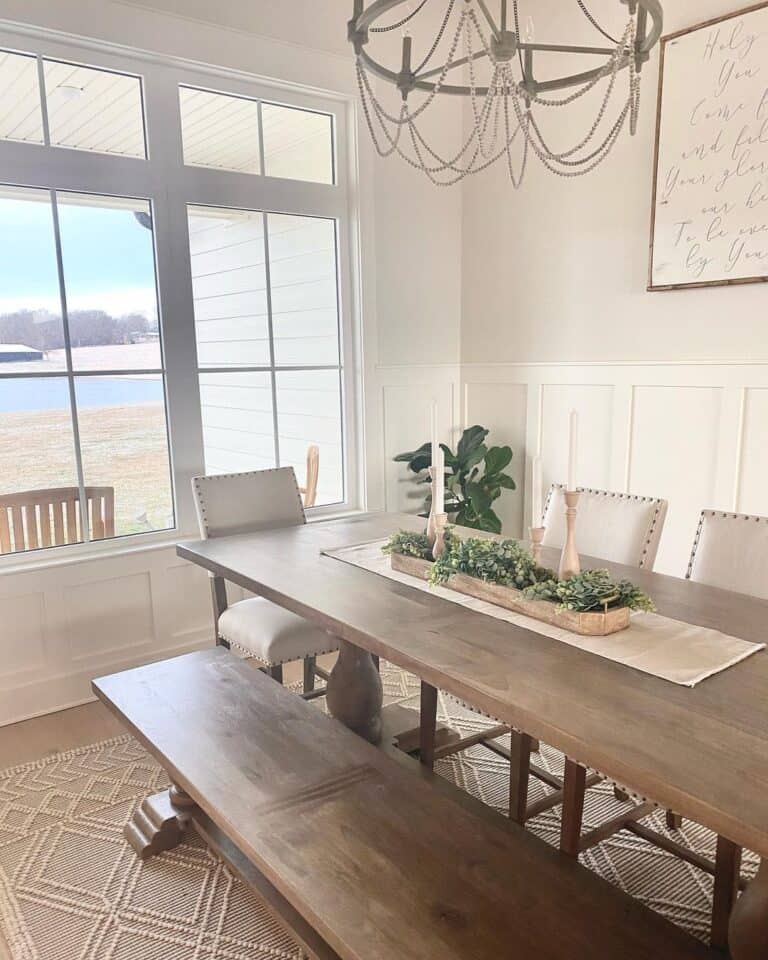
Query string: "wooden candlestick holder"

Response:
xmin=432 ymin=513 xmax=449 ymax=560
xmin=426 ymin=465 xmax=437 ymax=548
xmin=529 ymin=526 xmax=545 ymax=564
xmin=558 ymin=490 xmax=581 ymax=580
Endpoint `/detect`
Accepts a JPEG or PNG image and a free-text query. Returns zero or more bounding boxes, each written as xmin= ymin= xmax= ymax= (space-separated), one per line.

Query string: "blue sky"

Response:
xmin=0 ymin=194 xmax=158 ymax=319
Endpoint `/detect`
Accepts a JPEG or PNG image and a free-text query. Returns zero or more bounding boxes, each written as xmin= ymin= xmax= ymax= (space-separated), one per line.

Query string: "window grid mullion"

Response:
xmin=260 ymin=210 xmax=281 ymax=469
xmin=35 ymin=55 xmax=51 ymax=147
xmin=49 ymin=188 xmax=91 ymax=543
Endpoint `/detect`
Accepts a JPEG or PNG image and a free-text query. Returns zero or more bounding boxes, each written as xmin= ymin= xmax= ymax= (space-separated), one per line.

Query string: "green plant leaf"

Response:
xmin=478 ymin=510 xmax=502 ymax=534
xmin=460 ymin=444 xmax=487 ymax=472
xmin=393 ymin=442 xmax=430 ymax=464
xmin=457 ymin=425 xmax=488 ymax=461
xmin=484 ymin=445 xmax=513 ymax=476
xmin=466 ymin=481 xmax=492 ymax=517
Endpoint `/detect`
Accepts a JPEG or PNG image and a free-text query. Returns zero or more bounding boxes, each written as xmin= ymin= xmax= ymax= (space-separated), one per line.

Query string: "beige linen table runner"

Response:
xmin=324 ymin=539 xmax=765 ymax=687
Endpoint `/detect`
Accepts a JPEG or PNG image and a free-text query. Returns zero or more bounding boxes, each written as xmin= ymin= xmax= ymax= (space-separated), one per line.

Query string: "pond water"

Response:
xmin=0 ymin=376 xmax=163 ymax=413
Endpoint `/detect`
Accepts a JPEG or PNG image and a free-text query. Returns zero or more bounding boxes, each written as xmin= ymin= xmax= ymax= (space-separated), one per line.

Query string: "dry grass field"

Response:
xmin=0 ymin=402 xmax=174 ymax=540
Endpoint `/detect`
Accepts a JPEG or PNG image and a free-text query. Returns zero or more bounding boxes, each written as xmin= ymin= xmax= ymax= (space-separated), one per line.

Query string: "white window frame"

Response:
xmin=0 ymin=26 xmax=362 ymax=567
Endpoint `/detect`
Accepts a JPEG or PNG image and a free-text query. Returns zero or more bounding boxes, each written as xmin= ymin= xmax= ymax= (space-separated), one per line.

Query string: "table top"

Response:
xmin=178 ymin=512 xmax=768 ymax=857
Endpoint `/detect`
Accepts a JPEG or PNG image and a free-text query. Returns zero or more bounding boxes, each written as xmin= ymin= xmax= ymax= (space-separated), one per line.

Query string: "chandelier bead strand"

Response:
xmin=350 ymin=0 xmax=662 ymax=187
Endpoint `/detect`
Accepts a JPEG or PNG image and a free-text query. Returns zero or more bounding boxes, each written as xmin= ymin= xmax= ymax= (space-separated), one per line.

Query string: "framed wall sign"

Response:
xmin=648 ymin=2 xmax=768 ymax=290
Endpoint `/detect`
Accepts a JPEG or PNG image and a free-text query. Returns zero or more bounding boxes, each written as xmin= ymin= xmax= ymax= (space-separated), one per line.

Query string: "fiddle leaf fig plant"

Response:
xmin=394 ymin=425 xmax=515 ymax=534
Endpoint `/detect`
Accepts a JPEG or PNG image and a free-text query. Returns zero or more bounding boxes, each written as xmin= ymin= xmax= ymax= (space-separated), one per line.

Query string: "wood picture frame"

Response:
xmin=648 ymin=2 xmax=768 ymax=291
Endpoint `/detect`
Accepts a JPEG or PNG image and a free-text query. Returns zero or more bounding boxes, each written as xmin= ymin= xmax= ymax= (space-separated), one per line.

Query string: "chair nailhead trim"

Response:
xmin=542 ymin=484 xmax=667 ymax=569
xmin=221 ymin=636 xmax=340 ymax=668
xmin=192 ymin=466 xmax=306 ymax=537
xmin=687 ymin=509 xmax=768 ymax=581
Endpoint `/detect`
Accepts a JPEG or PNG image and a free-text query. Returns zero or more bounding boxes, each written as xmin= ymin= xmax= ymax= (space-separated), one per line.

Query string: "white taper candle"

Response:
xmin=567 ymin=410 xmax=579 ymax=492
xmin=434 ymin=445 xmax=445 ymax=515
xmin=531 ymin=455 xmax=542 ymax=526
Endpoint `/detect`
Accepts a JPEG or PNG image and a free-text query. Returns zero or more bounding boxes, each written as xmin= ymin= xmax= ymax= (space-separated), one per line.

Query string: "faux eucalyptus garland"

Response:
xmin=430 ymin=536 xmax=554 ymax=590
xmin=524 ymin=569 xmax=656 ymax=613
xmin=381 ymin=530 xmax=433 ymax=560
xmin=383 ymin=530 xmax=655 ymax=613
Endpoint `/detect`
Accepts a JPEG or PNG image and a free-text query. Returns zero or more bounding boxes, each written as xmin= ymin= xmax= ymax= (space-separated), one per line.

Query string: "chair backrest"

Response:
xmin=541 ymin=484 xmax=668 ymax=570
xmin=0 ymin=486 xmax=115 ymax=554
xmin=687 ymin=510 xmax=768 ymax=599
xmin=192 ymin=467 xmax=306 ymax=540
xmin=300 ymin=444 xmax=320 ymax=508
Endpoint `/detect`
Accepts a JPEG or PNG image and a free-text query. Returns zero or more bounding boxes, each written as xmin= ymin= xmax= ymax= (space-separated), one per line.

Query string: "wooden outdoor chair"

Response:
xmin=298 ymin=444 xmax=320 ymax=508
xmin=0 ymin=486 xmax=115 ymax=554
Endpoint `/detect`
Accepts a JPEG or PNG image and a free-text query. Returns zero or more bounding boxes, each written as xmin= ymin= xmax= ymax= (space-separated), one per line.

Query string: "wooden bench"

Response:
xmin=93 ymin=648 xmax=716 ymax=960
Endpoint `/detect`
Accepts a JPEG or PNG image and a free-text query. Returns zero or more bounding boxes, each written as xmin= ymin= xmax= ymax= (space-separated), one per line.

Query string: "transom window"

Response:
xmin=0 ymin=34 xmax=356 ymax=558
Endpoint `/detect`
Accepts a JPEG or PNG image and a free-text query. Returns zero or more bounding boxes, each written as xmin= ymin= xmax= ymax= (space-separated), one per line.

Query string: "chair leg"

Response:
xmin=419 ymin=681 xmax=438 ymax=771
xmin=711 ymin=836 xmax=742 ymax=950
xmin=267 ymin=664 xmax=284 ymax=684
xmin=509 ymin=731 xmax=533 ymax=825
xmin=560 ymin=759 xmax=587 ymax=857
xmin=666 ymin=810 xmax=683 ymax=830
xmin=216 ymin=636 xmax=230 ymax=650
xmin=303 ymin=656 xmax=316 ymax=694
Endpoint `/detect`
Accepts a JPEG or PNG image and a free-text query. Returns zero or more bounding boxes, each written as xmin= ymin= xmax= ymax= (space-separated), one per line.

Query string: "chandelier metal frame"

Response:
xmin=348 ymin=0 xmax=664 ymax=186
xmin=350 ymin=0 xmax=662 ymax=96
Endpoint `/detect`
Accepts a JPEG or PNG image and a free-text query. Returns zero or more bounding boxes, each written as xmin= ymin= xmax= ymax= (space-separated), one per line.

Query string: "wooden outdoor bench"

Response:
xmin=93 ymin=648 xmax=716 ymax=960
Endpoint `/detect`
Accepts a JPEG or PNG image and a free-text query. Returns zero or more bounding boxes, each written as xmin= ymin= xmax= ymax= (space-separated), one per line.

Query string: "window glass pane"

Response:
xmin=57 ymin=193 xmax=162 ymax=371
xmin=43 ymin=59 xmax=146 ymax=158
xmin=0 ymin=185 xmax=66 ymax=373
xmin=268 ymin=213 xmax=340 ymax=366
xmin=0 ymin=378 xmax=81 ymax=554
xmin=276 ymin=369 xmax=343 ymax=506
xmin=75 ymin=375 xmax=173 ymax=537
xmin=0 ymin=50 xmax=44 ymax=144
xmin=188 ymin=205 xmax=270 ymax=368
xmin=199 ymin=372 xmax=275 ymax=475
xmin=262 ymin=102 xmax=334 ymax=184
xmin=180 ymin=86 xmax=261 ymax=174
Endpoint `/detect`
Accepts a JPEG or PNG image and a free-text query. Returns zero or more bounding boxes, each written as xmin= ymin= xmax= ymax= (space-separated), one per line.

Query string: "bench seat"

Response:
xmin=93 ymin=649 xmax=716 ymax=960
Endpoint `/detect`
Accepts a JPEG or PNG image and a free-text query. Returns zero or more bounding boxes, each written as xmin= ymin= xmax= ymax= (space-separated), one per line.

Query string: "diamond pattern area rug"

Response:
xmin=0 ymin=662 xmax=758 ymax=958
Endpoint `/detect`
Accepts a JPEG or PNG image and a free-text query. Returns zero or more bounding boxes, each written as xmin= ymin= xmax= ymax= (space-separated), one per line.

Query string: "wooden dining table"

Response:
xmin=177 ymin=511 xmax=768 ymax=959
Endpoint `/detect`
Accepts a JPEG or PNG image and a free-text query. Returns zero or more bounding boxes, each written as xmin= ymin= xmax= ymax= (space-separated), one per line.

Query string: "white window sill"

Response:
xmin=0 ymin=506 xmax=367 ymax=575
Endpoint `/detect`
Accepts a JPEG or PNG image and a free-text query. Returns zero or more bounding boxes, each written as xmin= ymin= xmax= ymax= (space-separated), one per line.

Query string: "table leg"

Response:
xmin=124 ymin=782 xmax=196 ymax=861
xmin=729 ymin=859 xmax=768 ymax=960
xmin=326 ymin=638 xmax=383 ymax=744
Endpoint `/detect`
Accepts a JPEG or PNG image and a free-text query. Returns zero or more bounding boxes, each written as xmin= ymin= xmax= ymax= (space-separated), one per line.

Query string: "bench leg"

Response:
xmin=560 ymin=759 xmax=587 ymax=857
xmin=729 ymin=859 xmax=768 ymax=960
xmin=509 ymin=732 xmax=532 ymax=825
xmin=326 ymin=639 xmax=383 ymax=744
xmin=711 ymin=836 xmax=742 ymax=951
xmin=124 ymin=783 xmax=196 ymax=861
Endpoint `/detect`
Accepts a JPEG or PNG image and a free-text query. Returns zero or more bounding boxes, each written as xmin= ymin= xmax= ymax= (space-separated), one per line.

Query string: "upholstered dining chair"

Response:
xmin=426 ymin=482 xmax=670 ymax=830
xmin=541 ymin=484 xmax=668 ymax=568
xmin=551 ymin=508 xmax=768 ymax=950
xmin=687 ymin=509 xmax=768 ymax=598
xmin=191 ymin=466 xmax=338 ymax=694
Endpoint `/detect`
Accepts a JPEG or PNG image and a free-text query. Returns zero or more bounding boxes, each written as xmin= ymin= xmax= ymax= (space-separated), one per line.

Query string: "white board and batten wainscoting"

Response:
xmin=650 ymin=2 xmax=768 ymax=290
xmin=380 ymin=359 xmax=768 ymax=581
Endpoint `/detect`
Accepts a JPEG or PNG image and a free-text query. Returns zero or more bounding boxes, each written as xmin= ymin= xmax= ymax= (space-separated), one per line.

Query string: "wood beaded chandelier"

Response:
xmin=348 ymin=0 xmax=663 ymax=186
